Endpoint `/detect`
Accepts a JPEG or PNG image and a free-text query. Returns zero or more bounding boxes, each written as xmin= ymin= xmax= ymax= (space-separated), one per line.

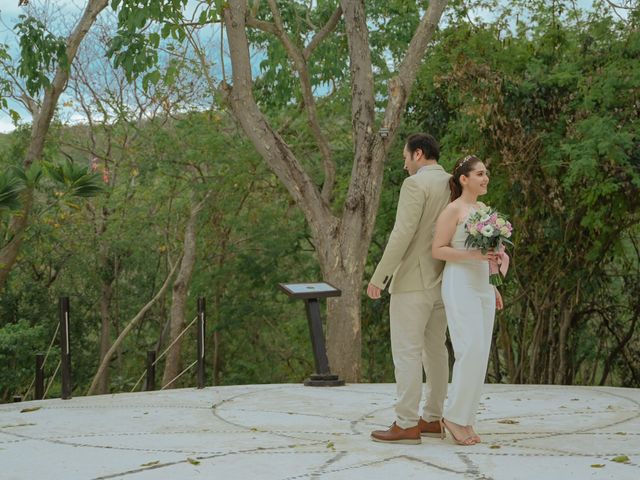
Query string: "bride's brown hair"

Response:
xmin=449 ymin=155 xmax=482 ymax=202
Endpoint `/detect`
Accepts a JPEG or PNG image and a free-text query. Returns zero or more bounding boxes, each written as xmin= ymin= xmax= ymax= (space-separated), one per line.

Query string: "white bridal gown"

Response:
xmin=441 ymin=218 xmax=496 ymax=426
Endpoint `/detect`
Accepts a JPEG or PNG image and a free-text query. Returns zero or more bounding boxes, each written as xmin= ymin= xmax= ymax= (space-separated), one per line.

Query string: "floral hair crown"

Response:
xmin=453 ymin=155 xmax=474 ymax=175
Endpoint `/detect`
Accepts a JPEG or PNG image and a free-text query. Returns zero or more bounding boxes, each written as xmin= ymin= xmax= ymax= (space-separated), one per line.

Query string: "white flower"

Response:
xmin=480 ymin=214 xmax=491 ymax=222
xmin=481 ymin=225 xmax=494 ymax=237
xmin=496 ymin=218 xmax=506 ymax=227
xmin=500 ymin=226 xmax=510 ymax=236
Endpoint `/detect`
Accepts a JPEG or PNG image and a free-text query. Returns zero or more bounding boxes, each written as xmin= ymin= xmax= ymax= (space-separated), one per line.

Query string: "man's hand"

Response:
xmin=367 ymin=282 xmax=382 ymax=299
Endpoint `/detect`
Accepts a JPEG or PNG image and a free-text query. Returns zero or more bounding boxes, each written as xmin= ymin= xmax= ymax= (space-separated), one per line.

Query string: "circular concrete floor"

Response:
xmin=1 ymin=383 xmax=638 ymax=479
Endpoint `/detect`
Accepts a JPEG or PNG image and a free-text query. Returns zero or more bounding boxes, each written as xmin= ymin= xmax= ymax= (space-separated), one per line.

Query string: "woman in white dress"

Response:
xmin=432 ymin=155 xmax=504 ymax=446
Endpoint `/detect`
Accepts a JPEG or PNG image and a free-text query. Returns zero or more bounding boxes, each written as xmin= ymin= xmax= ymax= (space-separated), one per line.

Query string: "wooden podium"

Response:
xmin=278 ymin=282 xmax=345 ymax=386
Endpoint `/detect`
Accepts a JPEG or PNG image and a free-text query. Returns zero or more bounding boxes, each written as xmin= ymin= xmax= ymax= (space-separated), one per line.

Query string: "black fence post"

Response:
xmin=59 ymin=297 xmax=72 ymax=399
xmin=13 ymin=396 xmax=22 ymax=402
xmin=144 ymin=351 xmax=156 ymax=391
xmin=197 ymin=297 xmax=206 ymax=389
xmin=35 ymin=353 xmax=45 ymax=400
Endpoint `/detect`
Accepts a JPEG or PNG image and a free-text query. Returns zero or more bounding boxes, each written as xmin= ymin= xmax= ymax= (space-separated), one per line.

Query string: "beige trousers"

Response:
xmin=389 ymin=285 xmax=449 ymax=429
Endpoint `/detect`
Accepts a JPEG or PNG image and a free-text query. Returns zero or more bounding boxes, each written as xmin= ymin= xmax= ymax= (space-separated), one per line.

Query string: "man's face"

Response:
xmin=403 ymin=145 xmax=420 ymax=175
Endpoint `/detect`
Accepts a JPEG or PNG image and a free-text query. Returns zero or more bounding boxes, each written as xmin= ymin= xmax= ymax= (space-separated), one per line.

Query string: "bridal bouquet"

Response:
xmin=464 ymin=205 xmax=513 ymax=286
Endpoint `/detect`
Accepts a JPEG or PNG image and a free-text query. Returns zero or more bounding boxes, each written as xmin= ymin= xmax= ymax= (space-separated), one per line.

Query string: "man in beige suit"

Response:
xmin=368 ymin=133 xmax=451 ymax=444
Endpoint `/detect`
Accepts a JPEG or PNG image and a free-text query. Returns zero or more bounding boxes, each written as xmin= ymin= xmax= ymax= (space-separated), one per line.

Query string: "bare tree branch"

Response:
xmin=304 ymin=6 xmax=342 ymax=60
xmin=87 ymin=256 xmax=181 ymax=395
xmin=246 ymin=0 xmax=339 ymax=201
xmin=222 ymin=1 xmax=334 ymax=234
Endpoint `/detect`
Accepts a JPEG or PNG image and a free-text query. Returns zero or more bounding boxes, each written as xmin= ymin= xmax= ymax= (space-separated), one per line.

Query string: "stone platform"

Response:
xmin=1 ymin=383 xmax=638 ymax=479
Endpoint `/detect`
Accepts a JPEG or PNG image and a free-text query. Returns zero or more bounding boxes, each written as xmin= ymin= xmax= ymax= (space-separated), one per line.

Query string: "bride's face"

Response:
xmin=461 ymin=162 xmax=489 ymax=196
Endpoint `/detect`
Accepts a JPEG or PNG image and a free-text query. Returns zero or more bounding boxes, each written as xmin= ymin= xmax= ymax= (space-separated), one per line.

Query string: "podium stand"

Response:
xmin=278 ymin=282 xmax=345 ymax=387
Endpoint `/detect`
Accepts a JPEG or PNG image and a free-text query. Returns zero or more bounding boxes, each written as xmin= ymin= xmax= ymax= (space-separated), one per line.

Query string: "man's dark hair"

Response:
xmin=405 ymin=133 xmax=440 ymax=161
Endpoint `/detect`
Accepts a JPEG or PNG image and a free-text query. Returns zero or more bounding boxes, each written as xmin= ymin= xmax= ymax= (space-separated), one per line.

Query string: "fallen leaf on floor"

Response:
xmin=611 ymin=455 xmax=630 ymax=463
xmin=140 ymin=461 xmax=159 ymax=467
xmin=570 ymin=398 xmax=579 ymax=401
xmin=326 ymin=441 xmax=335 ymax=449
xmin=490 ymin=445 xmax=501 ymax=449
xmin=497 ymin=419 xmax=519 ymax=424
xmin=590 ymin=464 xmax=605 ymax=468
xmin=1 ymin=423 xmax=36 ymax=428
xmin=187 ymin=457 xmax=200 ymax=465
xmin=615 ymin=432 xmax=627 ymax=435
xmin=20 ymin=407 xmax=41 ymax=413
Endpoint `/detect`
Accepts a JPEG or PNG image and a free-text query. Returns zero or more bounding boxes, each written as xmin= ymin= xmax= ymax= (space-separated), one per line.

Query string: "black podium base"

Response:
xmin=304 ymin=373 xmax=345 ymax=387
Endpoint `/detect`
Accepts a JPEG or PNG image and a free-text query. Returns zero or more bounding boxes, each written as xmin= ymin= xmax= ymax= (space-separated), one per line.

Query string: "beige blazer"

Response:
xmin=371 ymin=164 xmax=451 ymax=294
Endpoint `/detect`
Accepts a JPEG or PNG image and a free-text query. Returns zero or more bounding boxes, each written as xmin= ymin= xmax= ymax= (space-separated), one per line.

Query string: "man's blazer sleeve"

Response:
xmin=370 ymin=177 xmax=425 ymax=289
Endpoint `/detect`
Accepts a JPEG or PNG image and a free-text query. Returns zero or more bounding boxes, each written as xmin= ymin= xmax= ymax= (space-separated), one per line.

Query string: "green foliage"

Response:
xmin=42 ymin=160 xmax=104 ymax=198
xmin=14 ymin=15 xmax=69 ymax=96
xmin=1 ymin=0 xmax=638 ymax=401
xmin=0 ymin=168 xmax=25 ymax=212
xmin=249 ymin=0 xmax=350 ymax=109
xmin=0 ymin=319 xmax=46 ymax=397
xmin=0 ymin=44 xmax=21 ymax=122
xmin=406 ymin=1 xmax=640 ymax=385
xmin=107 ymin=0 xmax=224 ymax=88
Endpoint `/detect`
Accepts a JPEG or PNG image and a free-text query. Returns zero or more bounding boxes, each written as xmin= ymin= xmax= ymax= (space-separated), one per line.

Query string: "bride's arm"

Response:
xmin=432 ymin=205 xmax=489 ymax=262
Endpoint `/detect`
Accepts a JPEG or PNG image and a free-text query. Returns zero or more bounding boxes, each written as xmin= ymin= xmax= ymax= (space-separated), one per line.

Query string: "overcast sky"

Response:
xmin=0 ymin=0 xmax=606 ymax=134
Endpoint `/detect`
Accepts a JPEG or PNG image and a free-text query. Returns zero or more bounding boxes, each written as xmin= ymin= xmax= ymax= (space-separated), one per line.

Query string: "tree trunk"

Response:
xmin=212 ymin=329 xmax=221 ymax=386
xmin=161 ymin=198 xmax=203 ymax=388
xmin=557 ymin=306 xmax=573 ymax=384
xmin=97 ymin=279 xmax=113 ymax=393
xmin=321 ymin=254 xmax=368 ymax=381
xmin=221 ymin=0 xmax=449 ymax=382
xmin=95 ymin=206 xmax=114 ymax=394
xmin=0 ymin=192 xmax=33 ymax=288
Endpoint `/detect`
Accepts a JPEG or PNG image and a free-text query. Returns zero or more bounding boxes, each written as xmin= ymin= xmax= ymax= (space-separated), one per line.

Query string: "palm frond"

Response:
xmin=0 ymin=169 xmax=26 ymax=211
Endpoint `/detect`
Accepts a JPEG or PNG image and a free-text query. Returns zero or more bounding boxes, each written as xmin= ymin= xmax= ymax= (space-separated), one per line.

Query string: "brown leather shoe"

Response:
xmin=418 ymin=417 xmax=444 ymax=438
xmin=371 ymin=422 xmax=421 ymax=444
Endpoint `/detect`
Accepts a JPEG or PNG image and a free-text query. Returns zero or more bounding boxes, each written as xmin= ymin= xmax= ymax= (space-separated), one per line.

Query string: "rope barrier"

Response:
xmin=43 ymin=359 xmax=61 ymax=399
xmin=22 ymin=323 xmax=61 ymax=400
xmin=22 ymin=378 xmax=36 ymax=402
xmin=161 ymin=360 xmax=198 ymax=390
xmin=130 ymin=315 xmax=198 ymax=392
xmin=130 ymin=368 xmax=149 ymax=393
xmin=42 ymin=322 xmax=61 ymax=370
